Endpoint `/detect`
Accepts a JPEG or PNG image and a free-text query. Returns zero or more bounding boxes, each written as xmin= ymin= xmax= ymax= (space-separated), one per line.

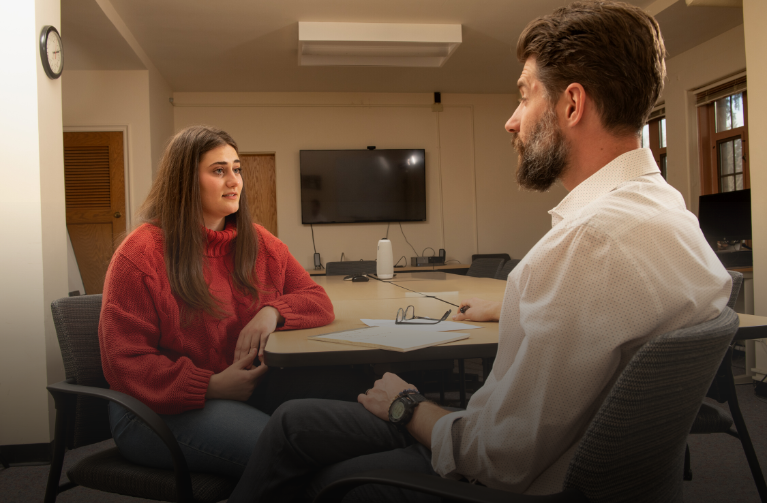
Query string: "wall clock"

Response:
xmin=40 ymin=25 xmax=63 ymax=79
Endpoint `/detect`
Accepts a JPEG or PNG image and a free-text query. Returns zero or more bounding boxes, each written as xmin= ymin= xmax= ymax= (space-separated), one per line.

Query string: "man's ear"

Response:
xmin=561 ymin=83 xmax=586 ymax=128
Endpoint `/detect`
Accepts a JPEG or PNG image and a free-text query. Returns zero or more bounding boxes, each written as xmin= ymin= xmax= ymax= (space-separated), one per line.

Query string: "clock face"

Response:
xmin=40 ymin=26 xmax=63 ymax=79
xmin=46 ymin=31 xmax=62 ymax=74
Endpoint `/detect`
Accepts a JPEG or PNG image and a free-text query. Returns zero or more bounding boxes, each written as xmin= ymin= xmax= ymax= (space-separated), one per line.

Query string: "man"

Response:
xmin=229 ymin=2 xmax=731 ymax=501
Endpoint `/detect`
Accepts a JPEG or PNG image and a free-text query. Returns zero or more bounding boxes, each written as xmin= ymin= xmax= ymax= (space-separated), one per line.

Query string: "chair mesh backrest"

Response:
xmin=563 ymin=307 xmax=739 ymax=503
xmin=471 ymin=253 xmax=511 ymax=263
xmin=727 ymin=270 xmax=743 ymax=309
xmin=51 ymin=294 xmax=112 ymax=448
xmin=325 ymin=261 xmax=377 ymax=276
xmin=495 ymin=259 xmax=521 ymax=280
xmin=466 ymin=258 xmax=505 ymax=278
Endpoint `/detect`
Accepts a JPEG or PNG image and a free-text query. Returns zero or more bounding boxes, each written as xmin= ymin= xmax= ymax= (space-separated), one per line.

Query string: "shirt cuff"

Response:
xmin=430 ymin=410 xmax=468 ymax=478
xmin=262 ymin=299 xmax=298 ymax=330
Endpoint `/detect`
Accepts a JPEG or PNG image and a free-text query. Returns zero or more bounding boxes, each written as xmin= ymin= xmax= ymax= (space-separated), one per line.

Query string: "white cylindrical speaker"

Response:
xmin=377 ymin=238 xmax=394 ymax=279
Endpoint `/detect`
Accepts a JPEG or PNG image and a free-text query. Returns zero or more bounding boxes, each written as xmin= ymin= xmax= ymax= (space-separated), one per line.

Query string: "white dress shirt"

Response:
xmin=430 ymin=148 xmax=731 ymax=494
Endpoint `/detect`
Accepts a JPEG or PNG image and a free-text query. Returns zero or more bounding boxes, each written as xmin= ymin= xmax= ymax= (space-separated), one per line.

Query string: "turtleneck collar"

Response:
xmin=204 ymin=219 xmax=237 ymax=257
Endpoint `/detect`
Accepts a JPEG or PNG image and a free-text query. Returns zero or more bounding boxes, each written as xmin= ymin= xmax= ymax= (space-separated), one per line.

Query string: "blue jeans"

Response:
xmin=109 ymin=399 xmax=269 ymax=478
xmin=109 ymin=365 xmax=373 ymax=479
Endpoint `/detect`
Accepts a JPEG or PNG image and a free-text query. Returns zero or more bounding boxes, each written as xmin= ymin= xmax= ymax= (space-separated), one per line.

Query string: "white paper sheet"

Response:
xmin=311 ymin=327 xmax=470 ymax=352
xmin=360 ymin=319 xmax=481 ymax=332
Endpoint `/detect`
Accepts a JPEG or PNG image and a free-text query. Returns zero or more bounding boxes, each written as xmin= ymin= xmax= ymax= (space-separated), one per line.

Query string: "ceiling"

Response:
xmin=61 ymin=0 xmax=743 ymax=94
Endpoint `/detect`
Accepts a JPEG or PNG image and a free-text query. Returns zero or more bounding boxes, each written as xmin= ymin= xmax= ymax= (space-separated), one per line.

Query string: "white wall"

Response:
xmin=743 ymin=1 xmax=767 ymax=316
xmin=0 ymin=0 xmax=69 ymax=445
xmin=148 ymin=70 xmax=174 ymax=178
xmin=62 ymin=70 xmax=154 ymax=223
xmin=173 ymin=92 xmax=565 ymax=270
xmin=663 ymin=24 xmax=746 ymax=213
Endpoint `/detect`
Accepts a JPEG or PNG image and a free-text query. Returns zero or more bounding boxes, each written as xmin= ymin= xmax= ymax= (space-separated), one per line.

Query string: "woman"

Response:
xmin=99 ymin=125 xmax=366 ymax=478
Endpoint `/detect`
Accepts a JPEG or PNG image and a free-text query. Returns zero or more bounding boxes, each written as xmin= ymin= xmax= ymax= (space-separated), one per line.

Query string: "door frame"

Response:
xmin=63 ymin=125 xmax=132 ymax=230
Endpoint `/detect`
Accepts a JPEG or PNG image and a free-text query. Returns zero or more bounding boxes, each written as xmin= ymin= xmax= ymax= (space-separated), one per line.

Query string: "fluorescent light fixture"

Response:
xmin=298 ymin=22 xmax=462 ymax=67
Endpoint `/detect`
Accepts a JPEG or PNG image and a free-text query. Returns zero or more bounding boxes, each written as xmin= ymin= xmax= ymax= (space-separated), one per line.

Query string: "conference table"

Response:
xmin=264 ymin=272 xmax=767 ymax=404
xmin=265 ymin=272 xmax=506 ymax=405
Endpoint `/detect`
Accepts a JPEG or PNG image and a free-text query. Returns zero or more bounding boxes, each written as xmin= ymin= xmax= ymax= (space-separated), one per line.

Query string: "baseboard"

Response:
xmin=0 ymin=442 xmax=52 ymax=464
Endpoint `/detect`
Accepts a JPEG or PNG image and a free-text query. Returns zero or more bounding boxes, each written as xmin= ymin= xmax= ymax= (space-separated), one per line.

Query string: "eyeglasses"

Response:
xmin=395 ymin=305 xmax=451 ymax=325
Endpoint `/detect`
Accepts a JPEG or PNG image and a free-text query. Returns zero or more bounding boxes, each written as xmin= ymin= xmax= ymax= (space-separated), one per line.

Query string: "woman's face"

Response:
xmin=198 ymin=144 xmax=241 ymax=231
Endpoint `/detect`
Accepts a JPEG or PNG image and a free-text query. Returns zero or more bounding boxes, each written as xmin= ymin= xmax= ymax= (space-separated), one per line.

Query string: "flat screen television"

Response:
xmin=300 ymin=149 xmax=426 ymax=224
xmin=698 ymin=188 xmax=751 ymax=244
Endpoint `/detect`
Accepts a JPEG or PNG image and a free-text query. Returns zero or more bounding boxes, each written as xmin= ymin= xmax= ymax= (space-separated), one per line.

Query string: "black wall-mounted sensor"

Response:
xmin=434 ymin=92 xmax=441 ymax=104
xmin=367 ymin=146 xmax=376 ymax=150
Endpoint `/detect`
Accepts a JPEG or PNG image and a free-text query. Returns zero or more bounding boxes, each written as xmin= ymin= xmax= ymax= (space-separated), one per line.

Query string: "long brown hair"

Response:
xmin=517 ymin=1 xmax=666 ymax=136
xmin=139 ymin=125 xmax=259 ymax=317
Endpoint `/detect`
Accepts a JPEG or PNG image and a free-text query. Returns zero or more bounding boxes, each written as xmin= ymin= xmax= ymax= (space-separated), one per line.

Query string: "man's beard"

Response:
xmin=512 ymin=106 xmax=570 ymax=192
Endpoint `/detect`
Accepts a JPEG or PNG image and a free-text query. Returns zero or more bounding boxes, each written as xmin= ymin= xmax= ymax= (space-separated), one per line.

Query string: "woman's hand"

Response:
xmin=234 ymin=306 xmax=285 ymax=366
xmin=357 ymin=372 xmax=415 ymax=421
xmin=206 ymin=349 xmax=268 ymax=401
xmin=452 ymin=298 xmax=502 ymax=322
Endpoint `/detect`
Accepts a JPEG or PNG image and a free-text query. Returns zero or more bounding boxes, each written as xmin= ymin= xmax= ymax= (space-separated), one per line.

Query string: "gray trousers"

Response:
xmin=228 ymin=399 xmax=441 ymax=503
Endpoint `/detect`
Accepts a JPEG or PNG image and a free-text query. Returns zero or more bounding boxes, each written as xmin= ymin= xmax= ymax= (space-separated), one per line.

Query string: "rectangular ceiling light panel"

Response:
xmin=298 ymin=22 xmax=462 ymax=67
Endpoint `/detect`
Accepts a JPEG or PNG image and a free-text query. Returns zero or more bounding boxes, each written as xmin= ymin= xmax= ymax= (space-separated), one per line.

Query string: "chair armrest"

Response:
xmin=734 ymin=324 xmax=767 ymax=341
xmin=314 ymin=469 xmax=588 ymax=503
xmin=46 ymin=379 xmax=193 ymax=501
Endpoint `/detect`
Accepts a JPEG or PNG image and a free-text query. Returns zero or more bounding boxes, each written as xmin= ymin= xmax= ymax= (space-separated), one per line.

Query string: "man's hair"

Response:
xmin=139 ymin=125 xmax=260 ymax=318
xmin=517 ymin=0 xmax=666 ymax=136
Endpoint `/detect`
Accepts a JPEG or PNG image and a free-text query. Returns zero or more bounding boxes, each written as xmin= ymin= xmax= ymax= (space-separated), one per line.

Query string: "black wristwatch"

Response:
xmin=388 ymin=391 xmax=426 ymax=428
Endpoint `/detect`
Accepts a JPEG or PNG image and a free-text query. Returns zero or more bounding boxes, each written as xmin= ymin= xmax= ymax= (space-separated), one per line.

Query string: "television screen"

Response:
xmin=698 ymin=189 xmax=751 ymax=243
xmin=300 ymin=149 xmax=426 ymax=224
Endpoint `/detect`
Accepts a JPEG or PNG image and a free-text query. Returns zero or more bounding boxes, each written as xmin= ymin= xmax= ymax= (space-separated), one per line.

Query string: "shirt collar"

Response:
xmin=548 ymin=148 xmax=660 ymax=227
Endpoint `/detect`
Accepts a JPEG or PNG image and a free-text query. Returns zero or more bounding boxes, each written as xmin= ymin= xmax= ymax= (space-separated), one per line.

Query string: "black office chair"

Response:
xmin=686 ymin=270 xmax=767 ymax=501
xmin=316 ymin=307 xmax=740 ymax=503
xmin=45 ymin=295 xmax=236 ymax=503
xmin=325 ymin=261 xmax=377 ymax=276
xmin=471 ymin=253 xmax=511 ymax=263
xmin=495 ymin=259 xmax=521 ymax=280
xmin=466 ymin=258 xmax=505 ymax=279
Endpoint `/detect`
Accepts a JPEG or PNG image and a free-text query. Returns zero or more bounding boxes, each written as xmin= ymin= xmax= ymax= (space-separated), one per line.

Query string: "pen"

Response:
xmin=459 ymin=305 xmax=469 ymax=314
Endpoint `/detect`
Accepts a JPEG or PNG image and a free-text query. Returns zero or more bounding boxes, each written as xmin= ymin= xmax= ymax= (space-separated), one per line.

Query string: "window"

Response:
xmin=641 ymin=112 xmax=667 ymax=179
xmin=696 ymin=76 xmax=749 ymax=195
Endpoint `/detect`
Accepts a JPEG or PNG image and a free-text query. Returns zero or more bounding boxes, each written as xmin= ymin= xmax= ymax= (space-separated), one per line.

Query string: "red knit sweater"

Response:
xmin=98 ymin=222 xmax=334 ymax=415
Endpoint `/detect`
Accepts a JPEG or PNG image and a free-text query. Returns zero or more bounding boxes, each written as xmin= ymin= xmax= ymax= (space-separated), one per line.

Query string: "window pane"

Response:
xmin=641 ymin=124 xmax=649 ymax=148
xmin=734 ymin=138 xmax=743 ymax=174
xmin=732 ymin=92 xmax=744 ymax=129
xmin=722 ymin=176 xmax=734 ymax=192
xmin=659 ymin=118 xmax=666 ymax=148
xmin=720 ymin=141 xmax=734 ymax=175
xmin=736 ymin=174 xmax=744 ymax=191
xmin=715 ymin=95 xmax=732 ymax=133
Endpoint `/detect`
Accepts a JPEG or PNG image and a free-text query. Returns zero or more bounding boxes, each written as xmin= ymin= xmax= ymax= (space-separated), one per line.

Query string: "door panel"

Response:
xmin=67 ymin=223 xmax=113 ymax=296
xmin=63 ymin=131 xmax=126 ymax=294
xmin=240 ymin=154 xmax=278 ymax=237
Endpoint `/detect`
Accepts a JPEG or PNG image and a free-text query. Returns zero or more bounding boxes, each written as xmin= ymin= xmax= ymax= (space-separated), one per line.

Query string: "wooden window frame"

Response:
xmin=647 ymin=117 xmax=667 ymax=179
xmin=698 ymin=90 xmax=750 ymax=195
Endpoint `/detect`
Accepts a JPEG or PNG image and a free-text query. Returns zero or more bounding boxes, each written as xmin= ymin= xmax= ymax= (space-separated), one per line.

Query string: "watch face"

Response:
xmin=47 ymin=30 xmax=62 ymax=74
xmin=390 ymin=399 xmax=406 ymax=421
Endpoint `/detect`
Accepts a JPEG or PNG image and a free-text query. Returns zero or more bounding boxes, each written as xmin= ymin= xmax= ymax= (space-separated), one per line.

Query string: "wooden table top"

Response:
xmin=265 ymin=273 xmax=767 ymax=367
xmin=265 ymin=274 xmax=507 ymax=367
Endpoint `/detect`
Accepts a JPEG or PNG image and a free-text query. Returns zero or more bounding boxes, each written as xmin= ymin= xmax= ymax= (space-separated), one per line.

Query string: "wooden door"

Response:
xmin=240 ymin=154 xmax=278 ymax=236
xmin=64 ymin=131 xmax=126 ymax=295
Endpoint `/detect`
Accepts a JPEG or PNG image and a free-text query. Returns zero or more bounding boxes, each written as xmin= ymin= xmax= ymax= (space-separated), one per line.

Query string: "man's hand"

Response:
xmin=357 ymin=372 xmax=415 ymax=421
xmin=205 ymin=349 xmax=268 ymax=401
xmin=452 ymin=298 xmax=502 ymax=322
xmin=234 ymin=306 xmax=285 ymax=366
